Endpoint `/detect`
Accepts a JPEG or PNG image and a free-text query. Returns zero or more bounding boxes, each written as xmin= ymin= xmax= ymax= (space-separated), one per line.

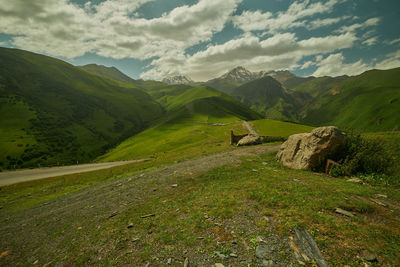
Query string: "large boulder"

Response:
xmin=237 ymin=135 xmax=263 ymax=146
xmin=276 ymin=126 xmax=346 ymax=170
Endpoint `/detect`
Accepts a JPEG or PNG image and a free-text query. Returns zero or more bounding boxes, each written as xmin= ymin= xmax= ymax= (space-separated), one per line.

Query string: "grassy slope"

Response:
xmin=78 ymin=64 xmax=137 ymax=85
xmin=99 ymin=86 xmax=263 ymax=162
xmin=1 ymin=150 xmax=399 ymax=266
xmin=296 ymin=68 xmax=400 ymax=131
xmin=251 ymin=119 xmax=314 ymax=137
xmin=0 ymin=48 xmax=163 ymax=169
xmin=231 ymin=77 xmax=300 ymax=121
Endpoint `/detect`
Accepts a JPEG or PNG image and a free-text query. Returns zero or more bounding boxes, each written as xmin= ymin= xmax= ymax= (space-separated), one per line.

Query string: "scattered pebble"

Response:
xmin=141 ymin=214 xmax=155 ymax=218
xmin=262 ymin=162 xmax=268 ymax=165
xmin=362 ymin=250 xmax=378 ymax=262
xmin=262 ymin=259 xmax=274 ymax=266
xmin=171 ymin=184 xmax=178 ymax=188
xmin=167 ymin=258 xmax=172 ymax=264
xmin=132 ymin=238 xmax=140 ymax=242
xmin=183 ymin=257 xmax=189 ymax=267
xmin=347 ymin=178 xmax=362 ymax=184
xmin=33 ymin=260 xmax=39 ymax=265
xmin=252 ymin=169 xmax=258 ymax=172
xmin=127 ymin=223 xmax=134 ymax=229
xmin=145 ymin=262 xmax=150 ymax=267
xmin=0 ymin=250 xmax=11 ymax=259
xmin=77 ymin=227 xmax=82 ymax=230
xmin=335 ymin=208 xmax=354 ymax=217
xmin=214 ymin=264 xmax=225 ymax=267
xmin=108 ymin=212 xmax=118 ymax=218
xmin=370 ymin=198 xmax=387 ymax=207
xmin=375 ymin=194 xmax=387 ymax=198
xmin=215 ymin=251 xmax=228 ymax=260
xmin=229 ymin=253 xmax=238 ymax=258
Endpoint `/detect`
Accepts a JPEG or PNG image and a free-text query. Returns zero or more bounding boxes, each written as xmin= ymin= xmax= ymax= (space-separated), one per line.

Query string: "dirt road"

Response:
xmin=0 ymin=144 xmax=280 ymax=265
xmin=0 ymin=159 xmax=148 ymax=187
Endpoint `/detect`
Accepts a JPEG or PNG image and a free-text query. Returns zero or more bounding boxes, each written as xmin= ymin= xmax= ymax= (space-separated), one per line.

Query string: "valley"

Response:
xmin=0 ymin=47 xmax=399 ymax=266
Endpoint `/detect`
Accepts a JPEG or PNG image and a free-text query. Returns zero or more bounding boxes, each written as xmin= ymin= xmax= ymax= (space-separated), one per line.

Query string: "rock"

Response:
xmin=141 ymin=214 xmax=155 ymax=218
xmin=167 ymin=258 xmax=172 ymax=264
xmin=335 ymin=207 xmax=354 ymax=217
xmin=277 ymin=126 xmax=346 ymax=170
xmin=215 ymin=251 xmax=228 ymax=260
xmin=33 ymin=260 xmax=39 ymax=265
xmin=214 ymin=264 xmax=225 ymax=267
xmin=171 ymin=184 xmax=178 ymax=188
xmin=0 ymin=250 xmax=11 ymax=259
xmin=262 ymin=259 xmax=274 ymax=266
xmin=294 ymin=228 xmax=328 ymax=267
xmin=132 ymin=237 xmax=140 ymax=242
xmin=375 ymin=194 xmax=387 ymax=198
xmin=362 ymin=250 xmax=378 ymax=262
xmin=229 ymin=253 xmax=238 ymax=258
xmin=256 ymin=242 xmax=270 ymax=259
xmin=237 ymin=135 xmax=263 ymax=146
xmin=145 ymin=262 xmax=150 ymax=267
xmin=183 ymin=257 xmax=189 ymax=267
xmin=370 ymin=198 xmax=387 ymax=207
xmin=108 ymin=212 xmax=118 ymax=218
xmin=347 ymin=178 xmax=363 ymax=184
xmin=127 ymin=223 xmax=134 ymax=229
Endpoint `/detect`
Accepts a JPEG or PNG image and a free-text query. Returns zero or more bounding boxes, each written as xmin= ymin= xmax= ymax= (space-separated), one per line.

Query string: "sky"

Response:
xmin=0 ymin=0 xmax=399 ymax=81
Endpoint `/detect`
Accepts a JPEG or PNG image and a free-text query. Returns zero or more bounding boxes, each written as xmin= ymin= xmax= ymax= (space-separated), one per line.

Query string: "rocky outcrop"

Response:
xmin=237 ymin=135 xmax=263 ymax=146
xmin=276 ymin=126 xmax=345 ymax=170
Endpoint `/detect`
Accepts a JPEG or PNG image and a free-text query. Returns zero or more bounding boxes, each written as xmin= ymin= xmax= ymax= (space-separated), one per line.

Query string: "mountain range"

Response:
xmin=1 ymin=47 xmax=399 ymax=169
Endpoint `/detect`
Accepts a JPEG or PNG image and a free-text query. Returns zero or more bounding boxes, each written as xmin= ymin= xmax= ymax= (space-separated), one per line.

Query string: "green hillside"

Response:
xmin=78 ymin=64 xmax=137 ymax=85
xmin=0 ymin=48 xmax=163 ymax=169
xmin=297 ymin=68 xmax=400 ymax=131
xmin=231 ymin=76 xmax=300 ymax=121
xmin=99 ymin=86 xmax=262 ymax=161
xmin=202 ymin=78 xmax=241 ymax=94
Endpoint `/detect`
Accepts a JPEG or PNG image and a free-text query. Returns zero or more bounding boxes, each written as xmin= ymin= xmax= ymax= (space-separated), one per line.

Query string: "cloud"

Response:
xmin=0 ymin=0 xmax=241 ymax=59
xmin=141 ymin=32 xmax=357 ymax=80
xmin=312 ymin=53 xmax=370 ymax=76
xmin=362 ymin=37 xmax=378 ymax=46
xmin=336 ymin=17 xmax=380 ymax=34
xmin=232 ymin=0 xmax=344 ymax=33
xmin=312 ymin=50 xmax=400 ymax=77
xmin=385 ymin=38 xmax=400 ymax=46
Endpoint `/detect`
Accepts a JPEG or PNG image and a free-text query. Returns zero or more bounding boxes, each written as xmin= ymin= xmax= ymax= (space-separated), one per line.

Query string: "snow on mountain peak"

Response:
xmin=162 ymin=75 xmax=194 ymax=85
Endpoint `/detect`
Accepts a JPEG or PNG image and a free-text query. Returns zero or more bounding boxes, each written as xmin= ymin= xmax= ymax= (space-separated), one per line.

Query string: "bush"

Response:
xmin=332 ymin=130 xmax=393 ymax=177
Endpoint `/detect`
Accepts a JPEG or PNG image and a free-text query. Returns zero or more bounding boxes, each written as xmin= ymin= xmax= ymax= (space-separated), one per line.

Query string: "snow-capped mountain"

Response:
xmin=216 ymin=67 xmax=296 ymax=85
xmin=219 ymin=66 xmax=256 ymax=83
xmin=162 ymin=75 xmax=194 ymax=85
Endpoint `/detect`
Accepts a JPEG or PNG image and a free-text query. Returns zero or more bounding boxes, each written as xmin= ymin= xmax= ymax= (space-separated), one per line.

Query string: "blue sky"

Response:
xmin=0 ymin=0 xmax=399 ymax=81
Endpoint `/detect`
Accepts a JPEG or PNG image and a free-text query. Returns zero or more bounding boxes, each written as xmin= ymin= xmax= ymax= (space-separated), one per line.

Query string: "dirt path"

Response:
xmin=243 ymin=121 xmax=259 ymax=136
xmin=0 ymin=159 xmax=148 ymax=187
xmin=0 ymin=144 xmax=280 ymax=265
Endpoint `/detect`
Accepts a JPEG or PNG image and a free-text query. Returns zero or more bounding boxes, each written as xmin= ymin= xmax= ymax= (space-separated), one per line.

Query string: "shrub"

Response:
xmin=332 ymin=130 xmax=394 ymax=177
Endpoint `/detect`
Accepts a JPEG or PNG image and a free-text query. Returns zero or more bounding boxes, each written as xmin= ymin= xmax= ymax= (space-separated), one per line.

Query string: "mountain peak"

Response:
xmin=162 ymin=75 xmax=194 ymax=85
xmin=220 ymin=66 xmax=254 ymax=83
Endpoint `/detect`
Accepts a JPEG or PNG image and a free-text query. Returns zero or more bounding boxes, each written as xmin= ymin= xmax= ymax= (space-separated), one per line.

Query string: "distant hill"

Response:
xmin=79 ymin=64 xmax=137 ymax=85
xmin=98 ymin=86 xmax=262 ymax=162
xmin=296 ymin=68 xmax=400 ymax=131
xmin=231 ymin=76 xmax=300 ymax=121
xmin=0 ymin=48 xmax=163 ymax=169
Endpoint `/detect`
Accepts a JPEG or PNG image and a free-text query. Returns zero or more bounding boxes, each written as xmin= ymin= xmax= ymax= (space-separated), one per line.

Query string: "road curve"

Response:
xmin=0 ymin=159 xmax=148 ymax=187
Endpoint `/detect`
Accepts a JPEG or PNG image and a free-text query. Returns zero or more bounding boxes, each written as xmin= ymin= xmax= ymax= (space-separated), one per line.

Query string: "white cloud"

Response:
xmin=312 ymin=51 xmax=400 ymax=77
xmin=0 ymin=0 xmax=241 ymax=59
xmin=362 ymin=37 xmax=378 ymax=46
xmin=386 ymin=38 xmax=400 ymax=46
xmin=306 ymin=17 xmax=346 ymax=30
xmin=141 ymin=32 xmax=357 ymax=80
xmin=232 ymin=0 xmax=344 ymax=33
xmin=312 ymin=53 xmax=370 ymax=76
xmin=336 ymin=17 xmax=380 ymax=34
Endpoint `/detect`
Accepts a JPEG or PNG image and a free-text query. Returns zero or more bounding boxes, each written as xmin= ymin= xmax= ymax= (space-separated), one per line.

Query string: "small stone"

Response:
xmin=347 ymin=178 xmax=363 ymax=184
xmin=132 ymin=237 xmax=140 ymax=242
xmin=256 ymin=242 xmax=269 ymax=259
xmin=108 ymin=212 xmax=118 ymax=218
xmin=197 ymin=237 xmax=204 ymax=240
xmin=370 ymin=198 xmax=387 ymax=207
xmin=262 ymin=162 xmax=268 ymax=165
xmin=376 ymin=194 xmax=387 ymax=198
xmin=262 ymin=259 xmax=274 ymax=267
xmin=232 ymin=240 xmax=238 ymax=245
xmin=141 ymin=214 xmax=155 ymax=218
xmin=127 ymin=223 xmax=134 ymax=229
xmin=145 ymin=262 xmax=150 ymax=267
xmin=229 ymin=253 xmax=238 ymax=258
xmin=335 ymin=208 xmax=354 ymax=217
xmin=77 ymin=226 xmax=82 ymax=230
xmin=33 ymin=260 xmax=39 ymax=265
xmin=362 ymin=250 xmax=378 ymax=262
xmin=214 ymin=264 xmax=225 ymax=267
xmin=171 ymin=184 xmax=178 ymax=188
xmin=167 ymin=258 xmax=172 ymax=264
xmin=215 ymin=251 xmax=228 ymax=260
xmin=184 ymin=257 xmax=189 ymax=267
xmin=252 ymin=169 xmax=258 ymax=172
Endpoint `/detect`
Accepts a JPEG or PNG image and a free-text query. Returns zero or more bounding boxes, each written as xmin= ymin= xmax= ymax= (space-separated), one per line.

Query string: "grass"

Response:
xmin=251 ymin=119 xmax=314 ymax=137
xmin=0 ymin=47 xmax=163 ymax=169
xmin=2 ymin=150 xmax=399 ymax=265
